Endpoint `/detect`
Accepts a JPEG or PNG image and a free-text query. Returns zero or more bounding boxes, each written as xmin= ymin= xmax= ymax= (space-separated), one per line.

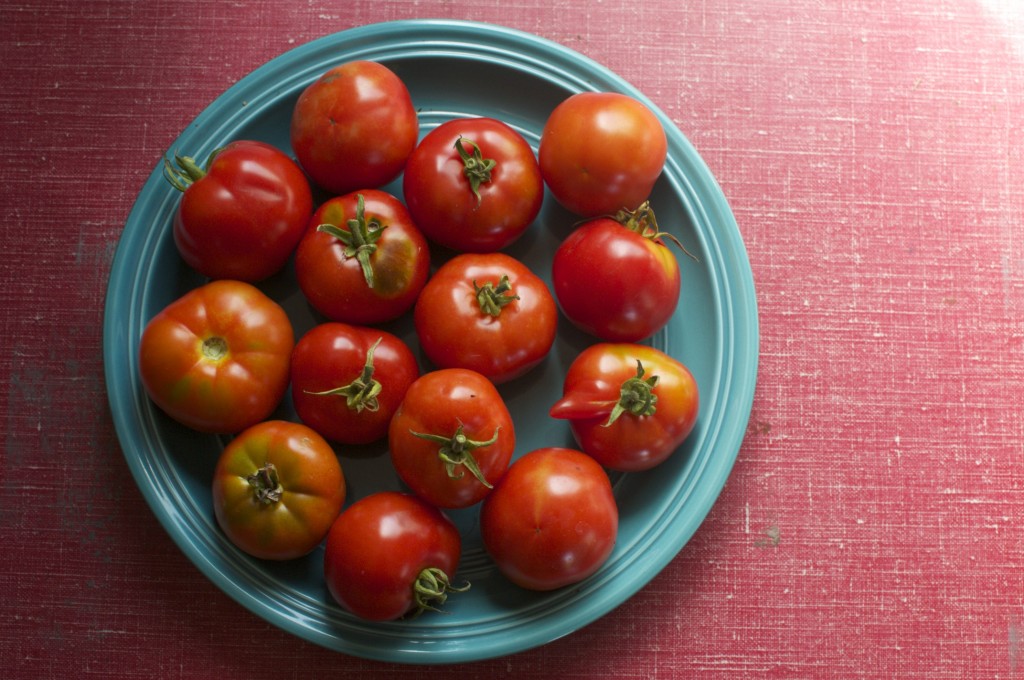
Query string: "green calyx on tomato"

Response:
xmin=615 ymin=201 xmax=697 ymax=261
xmin=454 ymin=136 xmax=496 ymax=205
xmin=317 ymin=193 xmax=388 ymax=288
xmin=411 ymin=423 xmax=501 ymax=488
xmin=246 ymin=462 xmax=284 ymax=505
xmin=302 ymin=337 xmax=383 ymax=413
xmin=606 ymin=360 xmax=659 ymax=426
xmin=473 ymin=274 xmax=520 ymax=317
xmin=411 ymin=567 xmax=471 ymax=618
xmin=162 ymin=148 xmax=223 ymax=192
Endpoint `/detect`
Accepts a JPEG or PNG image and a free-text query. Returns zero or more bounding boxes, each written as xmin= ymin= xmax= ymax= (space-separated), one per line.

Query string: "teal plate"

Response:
xmin=103 ymin=20 xmax=758 ymax=664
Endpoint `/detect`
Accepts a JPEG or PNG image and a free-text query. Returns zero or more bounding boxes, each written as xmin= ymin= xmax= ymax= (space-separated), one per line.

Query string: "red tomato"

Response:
xmin=295 ymin=190 xmax=430 ymax=325
xmin=402 ymin=117 xmax=543 ymax=252
xmin=480 ymin=447 xmax=619 ymax=591
xmin=388 ymin=368 xmax=515 ymax=509
xmin=212 ymin=420 xmax=345 ymax=560
xmin=324 ymin=491 xmax=467 ymax=621
xmin=414 ymin=253 xmax=557 ymax=383
xmin=539 ymin=92 xmax=667 ymax=217
xmin=290 ymin=61 xmax=418 ymax=195
xmin=290 ymin=323 xmax=419 ymax=445
xmin=138 ymin=280 xmax=293 ymax=434
xmin=552 ymin=203 xmax=681 ymax=342
xmin=164 ymin=140 xmax=313 ymax=282
xmin=550 ymin=343 xmax=699 ymax=471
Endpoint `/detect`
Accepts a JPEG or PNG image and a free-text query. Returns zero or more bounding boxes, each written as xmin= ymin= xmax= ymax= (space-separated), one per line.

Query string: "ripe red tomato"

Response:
xmin=480 ymin=447 xmax=619 ymax=591
xmin=290 ymin=60 xmax=418 ymax=195
xmin=551 ymin=203 xmax=681 ymax=342
xmin=212 ymin=420 xmax=345 ymax=560
xmin=164 ymin=140 xmax=313 ymax=282
xmin=290 ymin=323 xmax=419 ymax=445
xmin=550 ymin=343 xmax=699 ymax=471
xmin=414 ymin=253 xmax=557 ymax=383
xmin=388 ymin=368 xmax=515 ymax=509
xmin=324 ymin=491 xmax=467 ymax=621
xmin=402 ymin=117 xmax=543 ymax=252
xmin=138 ymin=280 xmax=294 ymax=434
xmin=295 ymin=190 xmax=430 ymax=325
xmin=539 ymin=92 xmax=667 ymax=217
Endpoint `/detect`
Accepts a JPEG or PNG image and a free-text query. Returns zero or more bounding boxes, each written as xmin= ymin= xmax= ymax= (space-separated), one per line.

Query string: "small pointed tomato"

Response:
xmin=550 ymin=343 xmax=699 ymax=472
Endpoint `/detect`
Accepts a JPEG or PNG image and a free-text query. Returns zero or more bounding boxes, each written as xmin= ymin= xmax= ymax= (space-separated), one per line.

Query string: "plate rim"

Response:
xmin=103 ymin=18 xmax=759 ymax=665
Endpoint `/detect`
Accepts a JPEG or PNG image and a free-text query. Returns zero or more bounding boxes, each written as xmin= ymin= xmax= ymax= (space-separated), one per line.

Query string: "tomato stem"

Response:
xmin=408 ymin=567 xmax=470 ymax=618
xmin=316 ymin=193 xmax=386 ymax=288
xmin=454 ymin=136 xmax=496 ymax=206
xmin=410 ymin=424 xmax=500 ymax=488
xmin=246 ymin=463 xmax=283 ymax=505
xmin=614 ymin=201 xmax=698 ymax=262
xmin=604 ymin=360 xmax=659 ymax=426
xmin=302 ymin=337 xmax=383 ymax=412
xmin=162 ymin=147 xmax=224 ymax=192
xmin=473 ymin=275 xmax=519 ymax=317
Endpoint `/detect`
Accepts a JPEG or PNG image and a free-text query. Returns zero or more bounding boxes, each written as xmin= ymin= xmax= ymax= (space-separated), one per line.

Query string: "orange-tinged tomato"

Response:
xmin=138 ymin=280 xmax=294 ymax=434
xmin=212 ymin=420 xmax=345 ymax=560
xmin=539 ymin=92 xmax=666 ymax=217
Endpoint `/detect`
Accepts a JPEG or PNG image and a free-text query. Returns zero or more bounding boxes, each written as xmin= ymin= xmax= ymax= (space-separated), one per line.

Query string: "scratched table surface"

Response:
xmin=3 ymin=0 xmax=1024 ymax=677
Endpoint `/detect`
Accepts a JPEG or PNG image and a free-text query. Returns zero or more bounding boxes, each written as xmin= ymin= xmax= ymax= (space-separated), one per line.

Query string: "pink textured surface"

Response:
xmin=3 ymin=0 xmax=1024 ymax=677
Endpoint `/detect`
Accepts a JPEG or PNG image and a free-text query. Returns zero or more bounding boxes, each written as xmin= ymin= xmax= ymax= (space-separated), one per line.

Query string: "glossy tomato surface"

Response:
xmin=480 ymin=447 xmax=619 ymax=591
xmin=539 ymin=92 xmax=667 ymax=217
xmin=290 ymin=323 xmax=419 ymax=445
xmin=323 ymin=491 xmax=464 ymax=621
xmin=212 ymin=420 xmax=346 ymax=560
xmin=403 ymin=117 xmax=543 ymax=252
xmin=168 ymin=140 xmax=312 ymax=282
xmin=295 ymin=190 xmax=430 ymax=325
xmin=388 ymin=368 xmax=515 ymax=509
xmin=290 ymin=60 xmax=418 ymax=195
xmin=414 ymin=252 xmax=558 ymax=383
xmin=552 ymin=212 xmax=681 ymax=342
xmin=138 ymin=280 xmax=294 ymax=434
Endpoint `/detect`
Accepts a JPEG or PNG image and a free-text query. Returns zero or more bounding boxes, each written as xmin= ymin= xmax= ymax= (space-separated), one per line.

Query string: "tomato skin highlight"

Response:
xmin=550 ymin=343 xmax=699 ymax=472
xmin=169 ymin=140 xmax=313 ymax=282
xmin=290 ymin=323 xmax=419 ymax=445
xmin=539 ymin=92 xmax=667 ymax=217
xmin=480 ymin=447 xmax=618 ymax=591
xmin=290 ymin=60 xmax=418 ymax=195
xmin=414 ymin=252 xmax=558 ymax=384
xmin=212 ymin=420 xmax=345 ymax=560
xmin=323 ymin=491 xmax=464 ymax=621
xmin=294 ymin=190 xmax=431 ymax=325
xmin=389 ymin=368 xmax=515 ymax=509
xmin=138 ymin=280 xmax=294 ymax=434
xmin=552 ymin=216 xmax=681 ymax=342
xmin=403 ymin=117 xmax=544 ymax=252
